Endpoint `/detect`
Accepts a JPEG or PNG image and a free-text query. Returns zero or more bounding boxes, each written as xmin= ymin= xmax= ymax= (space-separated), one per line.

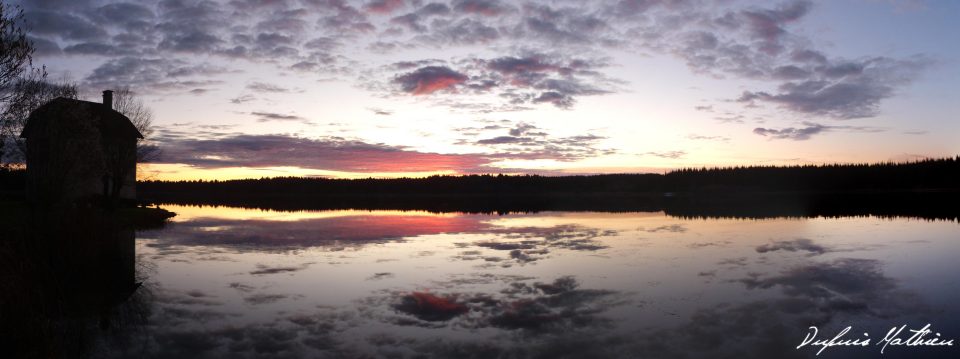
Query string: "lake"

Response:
xmin=98 ymin=205 xmax=960 ymax=358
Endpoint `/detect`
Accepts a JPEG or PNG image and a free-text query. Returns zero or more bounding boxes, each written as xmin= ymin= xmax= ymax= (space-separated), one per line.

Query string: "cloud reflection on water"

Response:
xmin=115 ymin=206 xmax=960 ymax=358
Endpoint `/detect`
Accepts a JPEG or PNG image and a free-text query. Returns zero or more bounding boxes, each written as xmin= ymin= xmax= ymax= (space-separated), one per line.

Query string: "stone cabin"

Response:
xmin=20 ymin=90 xmax=143 ymax=203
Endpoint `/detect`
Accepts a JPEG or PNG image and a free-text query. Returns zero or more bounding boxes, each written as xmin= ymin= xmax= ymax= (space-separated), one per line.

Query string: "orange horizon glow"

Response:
xmin=137 ymin=155 xmax=960 ymax=182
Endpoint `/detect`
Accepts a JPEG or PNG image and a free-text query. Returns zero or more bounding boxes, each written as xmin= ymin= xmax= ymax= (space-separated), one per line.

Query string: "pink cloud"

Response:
xmin=364 ymin=0 xmax=405 ymax=14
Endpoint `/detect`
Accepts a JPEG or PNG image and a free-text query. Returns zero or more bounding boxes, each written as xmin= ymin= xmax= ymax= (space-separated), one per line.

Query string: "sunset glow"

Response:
xmin=15 ymin=0 xmax=959 ymax=180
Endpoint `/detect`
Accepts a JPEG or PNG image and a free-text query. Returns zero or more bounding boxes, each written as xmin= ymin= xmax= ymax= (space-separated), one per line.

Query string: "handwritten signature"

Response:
xmin=796 ymin=324 xmax=954 ymax=355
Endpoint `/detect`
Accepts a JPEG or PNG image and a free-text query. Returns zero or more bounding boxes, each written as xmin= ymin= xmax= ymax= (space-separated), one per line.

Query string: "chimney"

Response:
xmin=103 ymin=90 xmax=114 ymax=110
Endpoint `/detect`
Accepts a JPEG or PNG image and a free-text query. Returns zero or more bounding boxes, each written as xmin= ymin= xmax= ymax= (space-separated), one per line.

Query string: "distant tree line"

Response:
xmin=661 ymin=156 xmax=960 ymax=192
xmin=2 ymin=157 xmax=957 ymax=198
xmin=6 ymin=158 xmax=958 ymax=219
xmin=127 ymin=157 xmax=960 ymax=197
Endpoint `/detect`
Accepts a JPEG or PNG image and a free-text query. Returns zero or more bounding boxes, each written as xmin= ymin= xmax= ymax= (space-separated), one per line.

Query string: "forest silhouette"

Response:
xmin=132 ymin=156 xmax=958 ymax=194
xmin=2 ymin=157 xmax=958 ymax=219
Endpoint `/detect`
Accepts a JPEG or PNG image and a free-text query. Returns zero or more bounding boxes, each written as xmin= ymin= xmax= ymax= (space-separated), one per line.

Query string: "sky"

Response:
xmin=12 ymin=0 xmax=960 ymax=180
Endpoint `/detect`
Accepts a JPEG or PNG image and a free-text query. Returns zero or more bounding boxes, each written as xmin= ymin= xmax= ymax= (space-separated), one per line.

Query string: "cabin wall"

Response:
xmin=25 ymin=118 xmax=139 ymax=203
xmin=118 ymin=140 xmax=137 ymax=200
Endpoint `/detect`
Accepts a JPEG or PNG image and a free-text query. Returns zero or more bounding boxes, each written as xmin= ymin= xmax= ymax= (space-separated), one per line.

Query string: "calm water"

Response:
xmin=101 ymin=205 xmax=960 ymax=358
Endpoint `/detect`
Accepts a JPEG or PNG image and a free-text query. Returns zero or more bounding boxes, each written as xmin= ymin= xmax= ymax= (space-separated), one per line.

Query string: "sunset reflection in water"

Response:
xmin=115 ymin=205 xmax=960 ymax=358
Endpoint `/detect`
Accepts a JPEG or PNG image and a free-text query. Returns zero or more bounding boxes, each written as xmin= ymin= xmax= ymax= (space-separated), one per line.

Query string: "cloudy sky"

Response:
xmin=15 ymin=0 xmax=960 ymax=180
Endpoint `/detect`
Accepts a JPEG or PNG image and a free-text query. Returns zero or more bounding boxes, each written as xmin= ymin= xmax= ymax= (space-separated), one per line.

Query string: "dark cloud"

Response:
xmin=246 ymin=81 xmax=295 ymax=93
xmin=255 ymin=11 xmax=309 ymax=34
xmin=229 ymin=282 xmax=256 ymax=293
xmin=417 ymin=2 xmax=452 ymax=16
xmin=85 ymin=57 xmax=169 ymax=88
xmin=771 ymin=65 xmax=810 ymax=80
xmin=532 ymin=91 xmax=573 ymax=108
xmin=156 ymin=133 xmax=492 ymax=172
xmin=426 ymin=18 xmax=500 ymax=44
xmin=734 ymin=57 xmax=925 ymax=119
xmin=128 ymin=273 xmax=619 ymax=357
xmin=790 ymin=49 xmax=828 ymax=64
xmin=304 ymin=36 xmax=341 ymax=50
xmin=367 ymin=275 xmax=622 ymax=333
xmin=623 ymin=1 xmax=929 ymax=119
xmin=482 ymin=54 xmax=613 ymax=109
xmin=643 ymin=224 xmax=687 ymax=233
xmin=154 ymin=1 xmax=229 ymax=54
xmin=737 ymin=258 xmax=924 ymax=320
xmin=465 ymin=122 xmax=612 ymax=162
xmin=389 ymin=13 xmax=426 ymax=32
xmin=18 ymin=0 xmax=97 ymax=10
xmin=393 ymin=292 xmax=469 ymax=321
xmin=142 ymin=319 xmax=346 ymax=358
xmin=602 ymin=256 xmax=933 ymax=358
xmin=466 ymin=225 xmax=615 ymax=266
xmin=250 ymin=111 xmax=306 ymax=122
xmin=23 ymin=0 xmax=927 ymax=119
xmin=255 ymin=32 xmax=295 ymax=46
xmin=393 ymin=66 xmax=469 ymax=95
xmin=27 ymin=36 xmax=62 ymax=56
xmin=318 ymin=0 xmax=377 ymax=34
xmin=250 ymin=262 xmax=314 ymax=275
xmin=364 ymin=0 xmax=405 ymax=14
xmin=753 ymin=123 xmax=826 ymax=140
xmin=156 ymin=289 xmax=223 ymax=307
xmin=145 ymin=212 xmax=489 ymax=252
xmin=489 ymin=276 xmax=618 ymax=331
xmin=367 ymin=107 xmax=393 ymax=115
xmin=452 ymin=0 xmax=511 ymax=16
xmin=243 ymin=293 xmax=290 ymax=305
xmin=232 ymin=32 xmax=302 ymax=59
xmin=752 ymin=121 xmax=883 ymax=141
xmin=22 ymin=10 xmax=107 ymax=41
xmin=289 ymin=59 xmax=327 ymax=72
xmin=687 ymin=134 xmax=729 ymax=142
xmin=741 ymin=0 xmax=812 ymax=55
xmin=84 ymin=57 xmax=227 ymax=92
xmin=507 ymin=123 xmax=545 ymax=136
xmin=367 ymin=272 xmax=394 ymax=280
xmin=476 ymin=136 xmax=525 ymax=145
xmin=755 ymin=238 xmax=829 ymax=255
xmin=518 ymin=3 xmax=615 ymax=46
xmin=63 ymin=42 xmax=136 ymax=56
xmin=133 ymin=246 xmax=937 ymax=359
xmin=91 ymin=2 xmax=156 ymax=30
xmin=166 ymin=63 xmax=232 ymax=77
xmin=381 ymin=53 xmax=614 ymax=110
xmin=644 ymin=151 xmax=687 ymax=159
xmin=229 ymin=94 xmax=255 ymax=104
xmin=153 ymin=119 xmax=612 ymax=172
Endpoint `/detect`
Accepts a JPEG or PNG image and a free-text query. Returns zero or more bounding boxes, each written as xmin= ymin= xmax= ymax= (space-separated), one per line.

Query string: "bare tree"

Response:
xmin=0 ymin=2 xmax=34 ymax=168
xmin=0 ymin=2 xmax=32 ymax=101
xmin=0 ymin=70 xmax=78 ymax=165
xmin=111 ymin=87 xmax=159 ymax=164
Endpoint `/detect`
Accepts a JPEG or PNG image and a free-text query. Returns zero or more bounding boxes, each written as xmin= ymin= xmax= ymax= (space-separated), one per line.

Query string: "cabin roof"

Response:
xmin=19 ymin=97 xmax=144 ymax=140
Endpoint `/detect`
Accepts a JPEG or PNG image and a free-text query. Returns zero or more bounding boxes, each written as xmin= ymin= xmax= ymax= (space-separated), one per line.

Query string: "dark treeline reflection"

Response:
xmin=139 ymin=192 xmax=960 ymax=221
xmin=0 ymin=206 xmax=151 ymax=358
xmin=141 ymin=192 xmax=959 ymax=222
